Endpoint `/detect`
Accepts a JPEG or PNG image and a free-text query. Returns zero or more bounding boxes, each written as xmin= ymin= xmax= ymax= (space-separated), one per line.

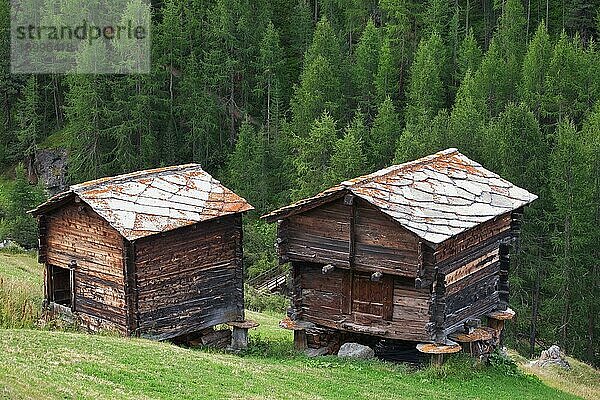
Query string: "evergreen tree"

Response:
xmin=395 ymin=108 xmax=449 ymax=163
xmin=353 ymin=19 xmax=381 ymax=118
xmin=374 ymin=35 xmax=399 ymax=104
xmin=227 ymin=120 xmax=270 ymax=213
xmin=456 ymin=29 xmax=482 ymax=85
xmin=64 ymin=75 xmax=109 ymax=182
xmin=290 ymin=55 xmax=342 ymax=137
xmin=580 ymin=104 xmax=600 ymax=363
xmin=0 ymin=164 xmax=45 ymax=248
xmin=15 ymin=76 xmax=40 ymax=162
xmin=256 ymin=21 xmax=286 ymax=139
xmin=545 ymin=32 xmax=586 ymax=123
xmin=521 ymin=22 xmax=552 ymax=118
xmin=405 ymin=32 xmax=448 ymax=125
xmin=284 ymin=0 xmax=313 ymax=86
xmin=423 ymin=0 xmax=451 ymax=38
xmin=368 ymin=97 xmax=401 ymax=168
xmin=548 ymin=118 xmax=589 ymax=349
xmin=328 ymin=114 xmax=368 ymax=184
xmin=473 ymin=39 xmax=512 ymax=119
xmin=448 ymin=70 xmax=485 ymax=161
xmin=293 ymin=112 xmax=338 ymax=198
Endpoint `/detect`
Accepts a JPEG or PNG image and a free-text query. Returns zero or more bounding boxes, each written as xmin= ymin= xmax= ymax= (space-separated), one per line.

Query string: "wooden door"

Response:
xmin=351 ymin=273 xmax=393 ymax=320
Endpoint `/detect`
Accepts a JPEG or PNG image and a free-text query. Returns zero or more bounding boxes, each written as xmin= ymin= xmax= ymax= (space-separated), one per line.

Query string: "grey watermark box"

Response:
xmin=10 ymin=0 xmax=150 ymax=74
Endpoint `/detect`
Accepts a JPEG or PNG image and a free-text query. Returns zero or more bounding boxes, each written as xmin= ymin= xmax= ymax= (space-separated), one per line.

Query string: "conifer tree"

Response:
xmin=405 ymin=32 xmax=448 ymax=125
xmin=374 ymin=36 xmax=398 ymax=104
xmin=549 ymin=118 xmax=589 ymax=348
xmin=448 ymin=70 xmax=485 ymax=161
xmin=395 ymin=109 xmax=449 ymax=163
xmin=456 ymin=29 xmax=482 ymax=84
xmin=353 ymin=19 xmax=381 ymax=118
xmin=328 ymin=113 xmax=368 ymax=184
xmin=293 ymin=112 xmax=338 ymax=198
xmin=15 ymin=76 xmax=40 ymax=162
xmin=227 ymin=120 xmax=270 ymax=213
xmin=290 ymin=55 xmax=342 ymax=137
xmin=545 ymin=32 xmax=585 ymax=123
xmin=64 ymin=75 xmax=109 ymax=182
xmin=256 ymin=21 xmax=286 ymax=139
xmin=521 ymin=22 xmax=552 ymax=118
xmin=369 ymin=97 xmax=401 ymax=168
xmin=580 ymin=104 xmax=600 ymax=363
xmin=0 ymin=164 xmax=45 ymax=248
xmin=473 ymin=39 xmax=512 ymax=119
xmin=423 ymin=0 xmax=451 ymax=38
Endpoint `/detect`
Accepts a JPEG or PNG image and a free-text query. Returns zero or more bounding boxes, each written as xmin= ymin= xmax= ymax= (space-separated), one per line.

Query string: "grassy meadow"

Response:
xmin=0 ymin=251 xmax=597 ymax=399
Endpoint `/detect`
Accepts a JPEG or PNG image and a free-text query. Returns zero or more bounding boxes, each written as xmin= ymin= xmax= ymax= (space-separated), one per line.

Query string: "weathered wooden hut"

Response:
xmin=263 ymin=149 xmax=536 ymax=357
xmin=30 ymin=164 xmax=254 ymax=341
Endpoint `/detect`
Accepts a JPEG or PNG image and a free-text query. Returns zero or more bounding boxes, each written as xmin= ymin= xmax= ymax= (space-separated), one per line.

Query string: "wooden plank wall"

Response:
xmin=432 ymin=213 xmax=513 ymax=336
xmin=45 ymin=202 xmax=127 ymax=331
xmin=294 ymin=263 xmax=431 ymax=342
xmin=280 ymin=198 xmax=421 ymax=278
xmin=354 ymin=200 xmax=420 ymax=277
xmin=280 ymin=199 xmax=350 ymax=267
xmin=134 ymin=214 xmax=244 ymax=340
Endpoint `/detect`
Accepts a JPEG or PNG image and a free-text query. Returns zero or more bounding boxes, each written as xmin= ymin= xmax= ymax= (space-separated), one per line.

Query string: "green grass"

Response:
xmin=38 ymin=129 xmax=69 ymax=150
xmin=0 ymin=252 xmax=591 ymax=400
xmin=512 ymin=351 xmax=600 ymax=400
xmin=0 ymin=327 xmax=580 ymax=400
xmin=0 ymin=251 xmax=43 ymax=328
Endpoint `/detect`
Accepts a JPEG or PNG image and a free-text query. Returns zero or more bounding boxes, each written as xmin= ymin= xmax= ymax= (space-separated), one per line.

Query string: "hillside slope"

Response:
xmin=0 ymin=312 xmax=580 ymax=400
xmin=0 ymin=252 xmax=593 ymax=399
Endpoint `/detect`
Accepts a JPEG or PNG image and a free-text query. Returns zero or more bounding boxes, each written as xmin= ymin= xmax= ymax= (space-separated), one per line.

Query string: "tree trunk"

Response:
xmin=529 ymin=267 xmax=540 ymax=356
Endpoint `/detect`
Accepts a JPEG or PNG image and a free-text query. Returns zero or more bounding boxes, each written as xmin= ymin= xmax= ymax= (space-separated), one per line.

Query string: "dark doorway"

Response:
xmin=50 ymin=265 xmax=73 ymax=308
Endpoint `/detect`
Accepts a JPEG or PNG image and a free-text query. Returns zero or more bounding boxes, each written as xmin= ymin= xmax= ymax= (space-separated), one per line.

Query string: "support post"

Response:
xmin=294 ymin=330 xmax=307 ymax=351
xmin=231 ymin=327 xmax=249 ymax=350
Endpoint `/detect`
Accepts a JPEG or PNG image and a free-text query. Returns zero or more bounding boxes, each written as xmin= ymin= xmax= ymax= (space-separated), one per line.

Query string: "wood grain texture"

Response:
xmin=134 ymin=213 xmax=244 ymax=340
xmin=44 ymin=202 xmax=127 ymax=329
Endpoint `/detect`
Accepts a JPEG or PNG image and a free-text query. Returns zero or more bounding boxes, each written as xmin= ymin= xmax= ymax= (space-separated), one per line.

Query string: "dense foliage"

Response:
xmin=0 ymin=0 xmax=599 ymax=365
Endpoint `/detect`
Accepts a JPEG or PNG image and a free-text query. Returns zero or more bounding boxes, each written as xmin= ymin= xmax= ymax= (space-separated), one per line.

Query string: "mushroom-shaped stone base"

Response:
xmin=417 ymin=340 xmax=462 ymax=366
xmin=227 ymin=320 xmax=260 ymax=351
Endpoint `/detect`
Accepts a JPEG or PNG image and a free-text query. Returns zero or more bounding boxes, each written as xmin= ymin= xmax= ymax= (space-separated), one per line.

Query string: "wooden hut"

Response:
xmin=30 ymin=164 xmax=254 ymax=341
xmin=263 ymin=149 xmax=536 ymax=358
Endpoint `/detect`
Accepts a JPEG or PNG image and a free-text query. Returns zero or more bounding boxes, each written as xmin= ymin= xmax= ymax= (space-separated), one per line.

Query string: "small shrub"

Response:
xmin=244 ymin=284 xmax=289 ymax=314
xmin=489 ymin=349 xmax=521 ymax=376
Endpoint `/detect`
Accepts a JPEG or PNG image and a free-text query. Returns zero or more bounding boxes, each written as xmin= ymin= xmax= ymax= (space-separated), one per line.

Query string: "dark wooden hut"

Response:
xmin=263 ymin=149 xmax=537 ymax=358
xmin=30 ymin=164 xmax=253 ymax=341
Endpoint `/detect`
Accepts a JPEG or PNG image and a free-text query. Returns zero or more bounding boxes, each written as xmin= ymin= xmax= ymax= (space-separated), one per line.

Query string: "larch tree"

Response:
xmin=15 ymin=76 xmax=40 ymax=164
xmin=368 ymin=96 xmax=401 ymax=169
xmin=293 ymin=111 xmax=338 ymax=199
xmin=227 ymin=120 xmax=270 ymax=213
xmin=580 ymin=104 xmax=600 ymax=363
xmin=328 ymin=112 xmax=368 ymax=184
xmin=256 ymin=21 xmax=286 ymax=140
xmin=448 ymin=69 xmax=485 ymax=161
xmin=521 ymin=22 xmax=552 ymax=119
xmin=456 ymin=28 xmax=482 ymax=86
xmin=374 ymin=35 xmax=399 ymax=104
xmin=549 ymin=118 xmax=589 ymax=350
xmin=352 ymin=19 xmax=381 ymax=119
xmin=404 ymin=32 xmax=448 ymax=125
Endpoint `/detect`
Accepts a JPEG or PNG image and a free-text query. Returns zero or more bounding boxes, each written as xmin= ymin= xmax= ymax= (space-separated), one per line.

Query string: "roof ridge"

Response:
xmin=71 ymin=163 xmax=203 ymax=192
xmin=341 ymin=148 xmax=460 ymax=189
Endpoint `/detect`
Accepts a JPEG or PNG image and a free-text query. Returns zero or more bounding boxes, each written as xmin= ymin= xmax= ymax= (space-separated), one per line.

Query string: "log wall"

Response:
xmin=431 ymin=213 xmax=513 ymax=337
xmin=134 ymin=213 xmax=244 ymax=340
xmin=44 ymin=202 xmax=127 ymax=331
xmin=293 ymin=262 xmax=430 ymax=342
xmin=280 ymin=198 xmax=421 ymax=277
